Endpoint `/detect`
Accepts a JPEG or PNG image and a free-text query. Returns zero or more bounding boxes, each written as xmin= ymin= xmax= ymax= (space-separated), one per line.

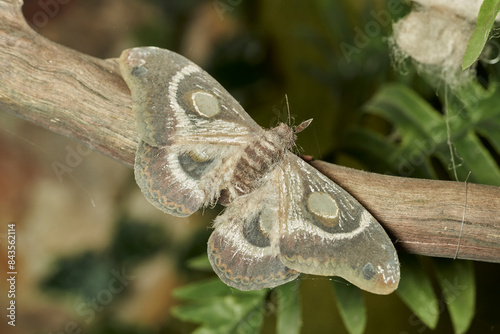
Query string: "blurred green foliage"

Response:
xmin=38 ymin=0 xmax=500 ymax=333
xmin=42 ymin=217 xmax=167 ymax=299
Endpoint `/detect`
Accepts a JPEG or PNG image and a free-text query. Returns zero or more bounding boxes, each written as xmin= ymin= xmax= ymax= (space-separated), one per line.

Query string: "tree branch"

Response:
xmin=1 ymin=0 xmax=499 ymax=263
xmin=0 ymin=0 xmax=136 ymax=167
xmin=311 ymin=161 xmax=500 ymax=264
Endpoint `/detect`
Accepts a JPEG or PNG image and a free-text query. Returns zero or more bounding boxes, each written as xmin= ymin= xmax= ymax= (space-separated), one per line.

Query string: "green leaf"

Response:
xmin=342 ymin=127 xmax=402 ymax=174
xmin=396 ymin=254 xmax=439 ymax=329
xmin=347 ymin=83 xmax=442 ymax=178
xmin=172 ymin=278 xmax=268 ymax=333
xmin=349 ymin=83 xmax=500 ymax=185
xmin=173 ymin=277 xmax=236 ymax=301
xmin=275 ymin=281 xmax=302 ymax=334
xmin=462 ymin=0 xmax=500 ymax=69
xmin=331 ymin=278 xmax=366 ymax=334
xmin=186 ymin=253 xmax=212 ymax=271
xmin=433 ymin=259 xmax=476 ymax=334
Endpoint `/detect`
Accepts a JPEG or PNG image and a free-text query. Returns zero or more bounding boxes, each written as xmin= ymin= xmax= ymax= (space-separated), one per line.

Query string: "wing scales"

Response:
xmin=208 ymin=180 xmax=299 ymax=291
xmin=278 ymin=155 xmax=400 ymax=294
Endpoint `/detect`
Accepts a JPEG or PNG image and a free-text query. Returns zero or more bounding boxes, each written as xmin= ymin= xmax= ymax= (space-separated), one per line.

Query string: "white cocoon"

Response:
xmin=392 ymin=5 xmax=476 ymax=85
xmin=393 ymin=7 xmax=473 ymax=68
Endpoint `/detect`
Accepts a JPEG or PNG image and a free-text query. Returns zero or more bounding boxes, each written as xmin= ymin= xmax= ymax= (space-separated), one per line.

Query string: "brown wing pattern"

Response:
xmin=278 ymin=154 xmax=400 ymax=294
xmin=208 ymin=180 xmax=299 ymax=290
xmin=120 ymin=47 xmax=263 ymax=216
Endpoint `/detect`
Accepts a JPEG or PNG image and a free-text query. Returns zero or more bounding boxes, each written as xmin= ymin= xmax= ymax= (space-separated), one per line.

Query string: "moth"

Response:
xmin=119 ymin=47 xmax=400 ymax=294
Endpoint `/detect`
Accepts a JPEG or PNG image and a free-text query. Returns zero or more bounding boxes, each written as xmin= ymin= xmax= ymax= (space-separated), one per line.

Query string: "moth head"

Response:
xmin=270 ymin=123 xmax=297 ymax=151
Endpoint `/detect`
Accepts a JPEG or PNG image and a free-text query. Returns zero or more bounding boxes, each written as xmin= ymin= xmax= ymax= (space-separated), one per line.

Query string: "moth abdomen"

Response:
xmin=231 ymin=124 xmax=295 ymax=196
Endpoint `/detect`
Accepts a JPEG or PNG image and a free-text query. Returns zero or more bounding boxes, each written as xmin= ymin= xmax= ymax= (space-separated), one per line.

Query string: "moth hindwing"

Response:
xmin=119 ymin=46 xmax=400 ymax=294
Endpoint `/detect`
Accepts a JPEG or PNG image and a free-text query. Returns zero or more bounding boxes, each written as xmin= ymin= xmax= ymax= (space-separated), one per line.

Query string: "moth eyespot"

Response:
xmin=191 ymin=91 xmax=221 ymax=118
xmin=130 ymin=66 xmax=148 ymax=77
xmin=362 ymin=262 xmax=376 ymax=281
xmin=306 ymin=192 xmax=340 ymax=223
xmin=178 ymin=151 xmax=215 ymax=180
xmin=242 ymin=213 xmax=271 ymax=248
xmin=186 ymin=150 xmax=211 ymax=163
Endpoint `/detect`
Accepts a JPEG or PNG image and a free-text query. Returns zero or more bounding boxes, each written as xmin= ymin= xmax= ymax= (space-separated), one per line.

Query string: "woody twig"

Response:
xmin=1 ymin=0 xmax=499 ymax=263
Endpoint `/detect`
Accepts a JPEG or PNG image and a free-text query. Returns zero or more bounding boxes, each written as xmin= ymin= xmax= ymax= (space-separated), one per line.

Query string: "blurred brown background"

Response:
xmin=0 ymin=0 xmax=499 ymax=333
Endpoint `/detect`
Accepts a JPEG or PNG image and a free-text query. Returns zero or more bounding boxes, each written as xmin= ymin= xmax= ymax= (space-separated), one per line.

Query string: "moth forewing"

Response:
xmin=278 ymin=155 xmax=400 ymax=294
xmin=120 ymin=47 xmax=263 ymax=215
